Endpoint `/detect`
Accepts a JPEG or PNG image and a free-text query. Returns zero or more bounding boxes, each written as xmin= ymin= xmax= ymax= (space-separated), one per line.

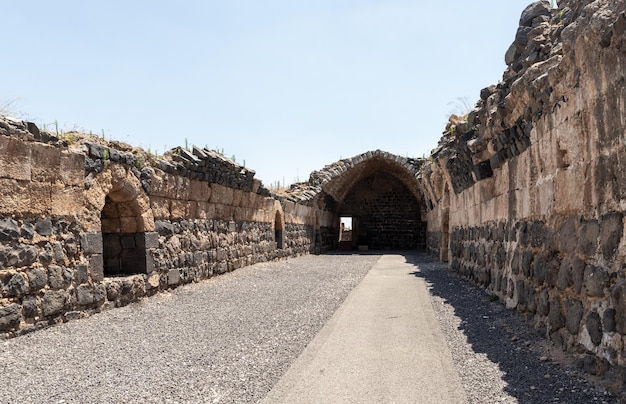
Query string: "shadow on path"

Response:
xmin=401 ymin=251 xmax=618 ymax=404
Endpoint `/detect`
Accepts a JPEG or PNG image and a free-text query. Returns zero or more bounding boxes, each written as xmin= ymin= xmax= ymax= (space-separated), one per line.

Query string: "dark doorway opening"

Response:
xmin=101 ymin=194 xmax=148 ymax=276
xmin=274 ymin=211 xmax=284 ymax=249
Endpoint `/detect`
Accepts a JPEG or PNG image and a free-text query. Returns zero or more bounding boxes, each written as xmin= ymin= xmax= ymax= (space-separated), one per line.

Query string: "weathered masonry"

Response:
xmin=3 ymin=0 xmax=626 ymax=394
xmin=420 ymin=0 xmax=626 ymax=385
xmin=0 ymin=119 xmax=424 ymax=337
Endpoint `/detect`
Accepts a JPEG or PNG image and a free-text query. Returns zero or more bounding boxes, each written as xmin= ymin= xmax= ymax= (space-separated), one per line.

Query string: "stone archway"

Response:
xmin=311 ymin=150 xmax=427 ymax=250
xmin=83 ymin=164 xmax=156 ymax=276
xmin=274 ymin=210 xmax=284 ymax=250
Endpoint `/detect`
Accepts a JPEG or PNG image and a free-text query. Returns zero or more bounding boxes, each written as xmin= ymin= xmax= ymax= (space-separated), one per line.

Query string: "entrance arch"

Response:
xmin=311 ymin=150 xmax=427 ymax=250
xmin=84 ymin=163 xmax=155 ymax=276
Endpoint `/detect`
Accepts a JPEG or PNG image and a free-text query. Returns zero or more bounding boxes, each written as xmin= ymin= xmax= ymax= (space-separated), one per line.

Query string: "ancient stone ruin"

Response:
xmin=1 ymin=0 xmax=626 ymax=392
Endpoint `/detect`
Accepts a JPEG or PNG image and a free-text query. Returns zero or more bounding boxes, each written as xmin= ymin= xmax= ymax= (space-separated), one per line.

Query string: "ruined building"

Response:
xmin=1 ymin=0 xmax=626 ymax=390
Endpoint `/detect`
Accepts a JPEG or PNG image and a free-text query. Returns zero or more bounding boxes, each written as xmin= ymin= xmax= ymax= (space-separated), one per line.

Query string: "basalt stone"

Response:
xmin=558 ymin=216 xmax=578 ymax=253
xmin=48 ymin=265 xmax=72 ymax=290
xmin=522 ymin=250 xmax=534 ymax=277
xmin=548 ymin=296 xmax=565 ymax=330
xmin=578 ymin=220 xmax=599 ymax=257
xmin=42 ymin=290 xmax=67 ymax=317
xmin=0 ymin=303 xmax=22 ymax=331
xmin=76 ymin=285 xmax=95 ymax=306
xmin=155 ymin=221 xmax=174 ymax=235
xmin=35 ymin=218 xmax=53 ymax=236
xmin=565 ymin=299 xmax=584 ymax=334
xmin=528 ymin=221 xmax=549 ymax=248
xmin=94 ymin=284 xmax=107 ymax=304
xmin=586 ymin=311 xmax=603 ymax=346
xmin=533 ymin=251 xmax=558 ymax=286
xmin=26 ymin=267 xmax=47 ymax=291
xmin=537 ymin=288 xmax=550 ymax=316
xmin=0 ymin=218 xmax=20 ymax=241
xmin=52 ymin=242 xmax=66 ymax=263
xmin=599 ymin=212 xmax=623 ymax=260
xmin=20 ymin=222 xmax=34 ymax=240
xmin=16 ymin=244 xmax=38 ymax=267
xmin=21 ymin=295 xmax=39 ymax=319
xmin=75 ymin=264 xmax=88 ymax=285
xmin=557 ymin=258 xmax=571 ymax=290
xmin=5 ymin=272 xmax=28 ymax=297
xmin=516 ymin=280 xmax=526 ymax=308
xmin=80 ymin=232 xmax=103 ymax=255
xmin=603 ymin=308 xmax=616 ymax=333
xmin=584 ymin=265 xmax=609 ymax=298
xmin=571 ymin=256 xmax=586 ymax=295
xmin=611 ymin=281 xmax=626 ymax=334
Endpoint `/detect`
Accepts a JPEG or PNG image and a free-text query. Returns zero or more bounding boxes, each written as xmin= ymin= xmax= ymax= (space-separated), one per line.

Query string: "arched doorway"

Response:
xmin=88 ymin=164 xmax=155 ymax=277
xmin=274 ymin=210 xmax=284 ymax=250
xmin=338 ymin=171 xmax=423 ymax=250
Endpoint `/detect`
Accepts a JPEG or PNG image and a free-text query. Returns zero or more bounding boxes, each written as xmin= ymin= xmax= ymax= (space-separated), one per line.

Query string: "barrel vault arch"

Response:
xmin=311 ymin=150 xmax=428 ymax=250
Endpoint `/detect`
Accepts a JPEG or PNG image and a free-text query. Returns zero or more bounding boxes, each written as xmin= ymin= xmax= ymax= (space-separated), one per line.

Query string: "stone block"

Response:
xmin=169 ymin=200 xmax=188 ymax=219
xmin=60 ymin=150 xmax=85 ymax=186
xmin=0 ymin=303 xmax=22 ymax=331
xmin=143 ymin=232 xmax=159 ymax=249
xmin=599 ymin=212 xmax=623 ymax=260
xmin=5 ymin=272 xmax=29 ymax=297
xmin=189 ymin=179 xmax=210 ymax=202
xmin=578 ymin=220 xmax=599 ymax=257
xmin=51 ymin=186 xmax=83 ymax=216
xmin=81 ymin=232 xmax=103 ymax=255
xmin=603 ymin=308 xmax=616 ymax=333
xmin=565 ymin=299 xmax=583 ymax=334
xmin=28 ymin=182 xmax=53 ymax=215
xmin=558 ymin=216 xmax=578 ymax=253
xmin=42 ymin=290 xmax=68 ymax=317
xmin=89 ymin=254 xmax=104 ymax=282
xmin=21 ymin=295 xmax=39 ymax=319
xmin=586 ymin=311 xmax=603 ymax=346
xmin=210 ymin=184 xmax=234 ymax=206
xmin=0 ymin=136 xmax=31 ymax=181
xmin=167 ymin=269 xmax=180 ymax=286
xmin=76 ymin=284 xmax=95 ymax=305
xmin=584 ymin=265 xmax=609 ymax=298
xmin=0 ymin=218 xmax=20 ymax=241
xmin=75 ymin=264 xmax=89 ymax=285
xmin=30 ymin=142 xmax=60 ymax=182
xmin=548 ymin=296 xmax=565 ymax=331
xmin=48 ymin=265 xmax=72 ymax=290
xmin=175 ymin=176 xmax=191 ymax=200
xmin=149 ymin=197 xmax=171 ymax=219
xmin=26 ymin=267 xmax=47 ymax=291
xmin=537 ymin=288 xmax=549 ymax=316
xmin=0 ymin=179 xmax=30 ymax=215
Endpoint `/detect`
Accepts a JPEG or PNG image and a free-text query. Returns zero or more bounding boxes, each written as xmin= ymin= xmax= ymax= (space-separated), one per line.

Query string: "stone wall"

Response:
xmin=339 ymin=171 xmax=426 ymax=249
xmin=0 ymin=119 xmax=336 ymax=337
xmin=420 ymin=0 xmax=626 ymax=381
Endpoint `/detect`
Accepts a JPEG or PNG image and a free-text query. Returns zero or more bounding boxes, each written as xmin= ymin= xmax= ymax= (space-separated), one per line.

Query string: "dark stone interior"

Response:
xmin=338 ymin=171 xmax=426 ymax=250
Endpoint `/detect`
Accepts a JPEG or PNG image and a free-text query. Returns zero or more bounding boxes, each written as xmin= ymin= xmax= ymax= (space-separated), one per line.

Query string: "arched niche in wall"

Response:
xmin=274 ymin=209 xmax=284 ymax=250
xmin=316 ymin=155 xmax=428 ymax=250
xmin=84 ymin=164 xmax=156 ymax=276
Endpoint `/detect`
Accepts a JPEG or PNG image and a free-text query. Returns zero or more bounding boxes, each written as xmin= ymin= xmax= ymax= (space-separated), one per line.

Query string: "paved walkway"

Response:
xmin=263 ymin=254 xmax=467 ymax=404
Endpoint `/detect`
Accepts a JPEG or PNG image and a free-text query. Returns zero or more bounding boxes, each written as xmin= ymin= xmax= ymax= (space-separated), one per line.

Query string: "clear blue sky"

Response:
xmin=3 ymin=1 xmax=535 ymax=187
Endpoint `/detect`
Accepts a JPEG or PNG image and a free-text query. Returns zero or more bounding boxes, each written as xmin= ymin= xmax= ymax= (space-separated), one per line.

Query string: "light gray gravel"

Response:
xmin=0 ymin=254 xmax=377 ymax=403
xmin=0 ymin=252 xmax=620 ymax=403
xmin=410 ymin=253 xmax=619 ymax=404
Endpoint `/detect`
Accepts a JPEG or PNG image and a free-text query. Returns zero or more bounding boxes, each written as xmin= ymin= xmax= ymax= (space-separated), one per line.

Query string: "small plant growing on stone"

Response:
xmin=102 ymin=148 xmax=110 ymax=169
xmin=489 ymin=293 xmax=499 ymax=302
xmin=135 ymin=156 xmax=145 ymax=170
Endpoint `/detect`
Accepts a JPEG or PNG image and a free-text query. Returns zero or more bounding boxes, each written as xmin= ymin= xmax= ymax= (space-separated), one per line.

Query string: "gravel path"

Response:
xmin=410 ymin=253 xmax=618 ymax=404
xmin=0 ymin=255 xmax=377 ymax=403
xmin=0 ymin=253 xmax=620 ymax=403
